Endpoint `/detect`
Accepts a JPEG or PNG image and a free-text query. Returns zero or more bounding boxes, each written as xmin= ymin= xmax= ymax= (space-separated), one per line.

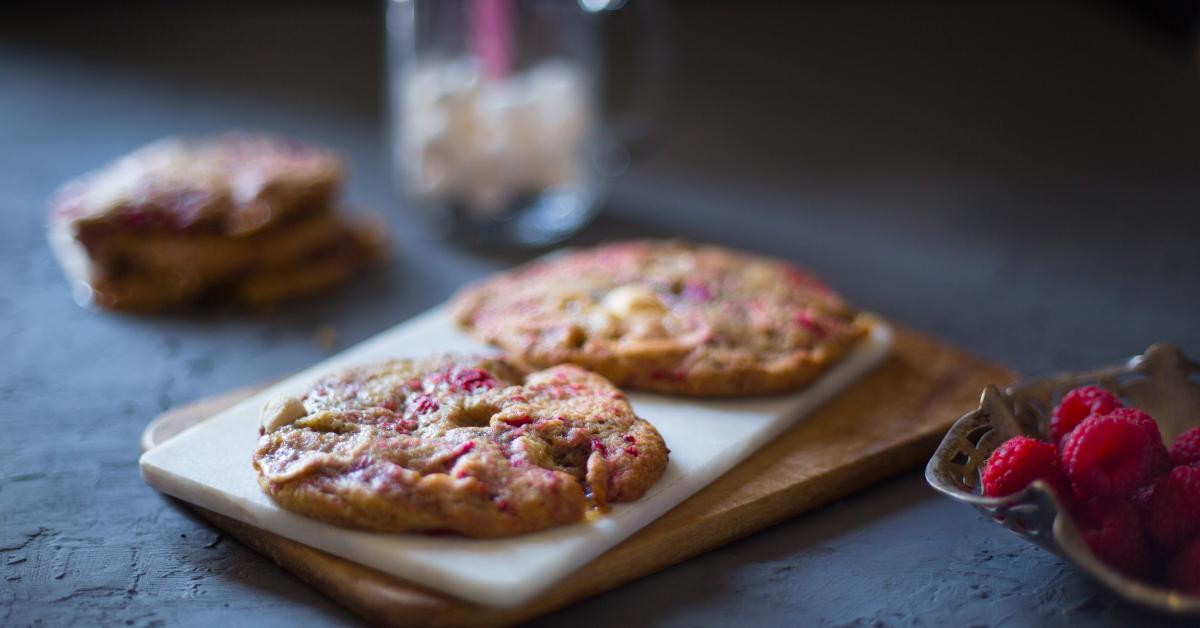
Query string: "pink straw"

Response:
xmin=469 ymin=0 xmax=514 ymax=80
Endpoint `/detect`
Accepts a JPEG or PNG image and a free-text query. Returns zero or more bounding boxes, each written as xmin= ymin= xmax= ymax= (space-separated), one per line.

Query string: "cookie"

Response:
xmin=452 ymin=240 xmax=867 ymax=396
xmin=50 ymin=132 xmax=343 ymax=236
xmin=253 ymin=355 xmax=669 ymax=537
xmin=46 ymin=133 xmax=382 ymax=311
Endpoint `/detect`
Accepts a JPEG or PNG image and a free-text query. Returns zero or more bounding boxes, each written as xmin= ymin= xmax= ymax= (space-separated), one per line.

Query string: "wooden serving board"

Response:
xmin=142 ymin=326 xmax=1012 ymax=627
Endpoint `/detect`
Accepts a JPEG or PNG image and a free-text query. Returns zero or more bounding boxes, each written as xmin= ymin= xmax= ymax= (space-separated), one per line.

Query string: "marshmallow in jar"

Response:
xmin=399 ymin=58 xmax=592 ymax=219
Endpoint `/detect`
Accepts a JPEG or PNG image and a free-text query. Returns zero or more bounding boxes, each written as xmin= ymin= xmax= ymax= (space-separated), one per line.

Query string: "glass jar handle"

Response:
xmin=589 ymin=0 xmax=670 ymax=167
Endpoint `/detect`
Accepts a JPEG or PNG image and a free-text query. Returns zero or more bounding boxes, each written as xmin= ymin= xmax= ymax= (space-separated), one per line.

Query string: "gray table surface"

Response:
xmin=3 ymin=2 xmax=1200 ymax=626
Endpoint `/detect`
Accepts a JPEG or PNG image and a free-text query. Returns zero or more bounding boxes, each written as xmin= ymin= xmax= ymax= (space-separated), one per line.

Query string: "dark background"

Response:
xmin=3 ymin=1 xmax=1200 ymax=626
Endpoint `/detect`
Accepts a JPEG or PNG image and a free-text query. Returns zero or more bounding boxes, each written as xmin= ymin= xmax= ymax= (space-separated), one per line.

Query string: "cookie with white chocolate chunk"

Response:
xmin=451 ymin=240 xmax=867 ymax=396
xmin=253 ymin=354 xmax=669 ymax=537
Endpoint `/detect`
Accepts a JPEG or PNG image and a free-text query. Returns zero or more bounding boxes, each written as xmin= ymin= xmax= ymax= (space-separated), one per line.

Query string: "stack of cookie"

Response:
xmin=47 ymin=133 xmax=383 ymax=311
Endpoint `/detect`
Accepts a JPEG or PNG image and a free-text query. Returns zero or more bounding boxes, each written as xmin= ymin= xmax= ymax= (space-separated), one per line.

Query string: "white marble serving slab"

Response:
xmin=140 ymin=305 xmax=892 ymax=608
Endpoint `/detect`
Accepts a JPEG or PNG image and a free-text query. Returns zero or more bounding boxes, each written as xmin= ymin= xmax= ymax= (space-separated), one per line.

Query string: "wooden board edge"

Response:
xmin=139 ymin=325 xmax=1015 ymax=627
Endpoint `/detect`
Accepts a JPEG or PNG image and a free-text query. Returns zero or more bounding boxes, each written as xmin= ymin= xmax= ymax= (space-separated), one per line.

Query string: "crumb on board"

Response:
xmin=315 ymin=324 xmax=338 ymax=351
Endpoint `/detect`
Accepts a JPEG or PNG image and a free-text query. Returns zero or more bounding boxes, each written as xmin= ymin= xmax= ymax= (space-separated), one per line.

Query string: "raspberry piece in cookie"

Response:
xmin=981 ymin=436 xmax=1070 ymax=499
xmin=1050 ymin=385 xmax=1122 ymax=444
xmin=253 ymin=354 xmax=669 ymax=537
xmin=1061 ymin=414 xmax=1153 ymax=499
xmin=451 ymin=240 xmax=867 ymax=396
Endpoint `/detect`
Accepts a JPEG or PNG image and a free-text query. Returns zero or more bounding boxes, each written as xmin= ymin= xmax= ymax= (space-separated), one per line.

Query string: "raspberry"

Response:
xmin=1061 ymin=415 xmax=1153 ymax=498
xmin=405 ymin=393 xmax=440 ymax=416
xmin=1170 ymin=426 xmax=1200 ymax=468
xmin=501 ymin=414 xmax=532 ymax=427
xmin=450 ymin=441 xmax=475 ymax=458
xmin=1071 ymin=496 xmax=1123 ymax=530
xmin=981 ymin=436 xmax=1070 ymax=499
xmin=447 ymin=367 xmax=498 ymax=392
xmin=1131 ymin=480 xmax=1158 ymax=513
xmin=1081 ymin=501 xmax=1154 ymax=578
xmin=681 ymin=281 xmax=712 ymax=302
xmin=1168 ymin=537 xmax=1200 ymax=594
xmin=1050 ymin=386 xmax=1122 ymax=444
xmin=1104 ymin=408 xmax=1171 ymax=478
xmin=794 ymin=311 xmax=827 ymax=339
xmin=1144 ymin=465 xmax=1200 ymax=551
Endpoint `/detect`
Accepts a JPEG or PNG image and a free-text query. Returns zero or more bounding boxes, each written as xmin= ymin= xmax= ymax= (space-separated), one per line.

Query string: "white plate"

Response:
xmin=140 ymin=305 xmax=892 ymax=608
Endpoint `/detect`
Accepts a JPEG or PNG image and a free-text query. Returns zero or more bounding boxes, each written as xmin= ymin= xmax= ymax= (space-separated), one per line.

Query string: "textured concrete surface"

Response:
xmin=2 ymin=2 xmax=1200 ymax=626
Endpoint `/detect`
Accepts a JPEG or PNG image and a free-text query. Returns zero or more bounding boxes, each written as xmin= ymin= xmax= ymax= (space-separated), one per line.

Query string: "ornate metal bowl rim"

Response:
xmin=925 ymin=343 xmax=1200 ymax=615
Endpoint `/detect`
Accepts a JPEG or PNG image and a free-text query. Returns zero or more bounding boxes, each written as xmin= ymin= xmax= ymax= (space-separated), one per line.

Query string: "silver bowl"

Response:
xmin=926 ymin=343 xmax=1200 ymax=614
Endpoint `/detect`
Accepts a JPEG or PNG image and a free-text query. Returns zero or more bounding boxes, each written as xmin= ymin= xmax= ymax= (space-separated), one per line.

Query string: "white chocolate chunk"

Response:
xmin=585 ymin=309 xmax=619 ymax=338
xmin=261 ymin=396 xmax=308 ymax=433
xmin=602 ymin=285 xmax=666 ymax=319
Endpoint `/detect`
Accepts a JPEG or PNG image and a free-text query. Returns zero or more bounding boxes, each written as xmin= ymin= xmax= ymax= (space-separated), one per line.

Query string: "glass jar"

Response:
xmin=387 ymin=0 xmax=660 ymax=247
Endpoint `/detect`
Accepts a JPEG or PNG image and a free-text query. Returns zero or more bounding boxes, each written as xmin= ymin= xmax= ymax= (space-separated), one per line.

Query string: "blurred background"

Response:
xmin=4 ymin=0 xmax=1199 ymax=367
xmin=4 ymin=1 xmax=1200 ymax=626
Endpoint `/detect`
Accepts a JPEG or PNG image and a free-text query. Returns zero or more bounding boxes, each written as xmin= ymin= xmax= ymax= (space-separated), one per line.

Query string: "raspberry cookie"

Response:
xmin=452 ymin=241 xmax=867 ymax=396
xmin=47 ymin=133 xmax=382 ymax=311
xmin=253 ymin=355 xmax=669 ymax=537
